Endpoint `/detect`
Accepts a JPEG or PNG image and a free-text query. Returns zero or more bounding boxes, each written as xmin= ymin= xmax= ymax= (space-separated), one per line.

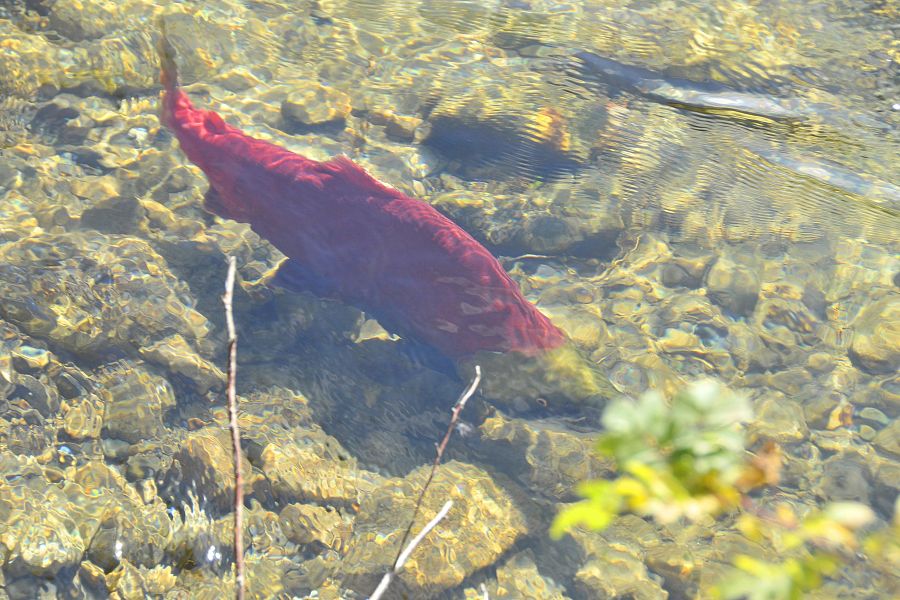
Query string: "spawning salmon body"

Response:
xmin=159 ymin=60 xmax=566 ymax=362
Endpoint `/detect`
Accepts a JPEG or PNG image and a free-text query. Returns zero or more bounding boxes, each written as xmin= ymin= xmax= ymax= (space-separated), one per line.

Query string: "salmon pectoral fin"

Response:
xmin=271 ymin=258 xmax=337 ymax=299
xmin=360 ymin=306 xmax=460 ymax=378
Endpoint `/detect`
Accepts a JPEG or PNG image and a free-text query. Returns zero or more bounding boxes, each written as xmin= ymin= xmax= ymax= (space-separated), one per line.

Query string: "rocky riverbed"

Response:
xmin=1 ymin=0 xmax=898 ymax=598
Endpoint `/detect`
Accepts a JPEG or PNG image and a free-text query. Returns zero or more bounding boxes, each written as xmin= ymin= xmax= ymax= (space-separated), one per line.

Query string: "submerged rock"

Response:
xmin=79 ymin=195 xmax=148 ymax=235
xmin=163 ymin=426 xmax=255 ymax=516
xmin=10 ymin=373 xmax=59 ymax=419
xmin=849 ymin=297 xmax=900 ymax=375
xmin=815 ymin=452 xmax=872 ymax=504
xmin=46 ymin=0 xmax=128 ymax=42
xmin=0 ymin=452 xmax=172 ymax=580
xmin=254 ymin=427 xmax=384 ymax=507
xmin=342 ymin=460 xmax=528 ymax=597
xmin=97 ymin=361 xmax=176 ymax=444
xmin=279 ymin=503 xmax=353 ymax=553
xmin=873 ymin=419 xmax=900 ymax=457
xmin=10 ymin=345 xmax=51 ymax=372
xmin=139 ymin=334 xmax=225 ymax=394
xmin=105 ymin=558 xmax=149 ymax=599
xmin=748 ymin=393 xmax=809 ymax=444
xmin=552 ymin=522 xmax=670 ymax=600
xmin=429 ymin=183 xmax=624 ymax=258
xmin=61 ymin=395 xmax=104 ymax=442
xmin=423 ymin=81 xmax=585 ymax=181
xmin=463 ymin=551 xmax=570 ymax=599
xmin=281 ymin=83 xmax=352 ymax=129
xmin=0 ymin=231 xmax=212 ymax=364
xmin=478 ymin=410 xmax=613 ymax=500
xmin=0 ymin=466 xmax=86 ymax=578
xmin=704 ymin=256 xmax=760 ymax=318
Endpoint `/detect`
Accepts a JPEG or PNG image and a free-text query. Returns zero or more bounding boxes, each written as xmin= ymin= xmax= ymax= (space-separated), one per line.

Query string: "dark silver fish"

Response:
xmin=572 ymin=51 xmax=806 ymax=121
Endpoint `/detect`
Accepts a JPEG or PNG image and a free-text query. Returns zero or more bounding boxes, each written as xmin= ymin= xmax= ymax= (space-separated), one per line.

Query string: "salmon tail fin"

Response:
xmin=156 ymin=17 xmax=179 ymax=91
xmin=156 ymin=17 xmax=179 ymax=128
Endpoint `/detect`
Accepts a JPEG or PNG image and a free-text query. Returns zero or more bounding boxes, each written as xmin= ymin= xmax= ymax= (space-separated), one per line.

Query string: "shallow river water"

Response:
xmin=0 ymin=0 xmax=898 ymax=598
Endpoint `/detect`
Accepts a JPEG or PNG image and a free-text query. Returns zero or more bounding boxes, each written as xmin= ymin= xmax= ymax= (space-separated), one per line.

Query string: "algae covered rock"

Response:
xmin=0 ymin=454 xmax=86 ymax=578
xmin=849 ymin=297 xmax=900 ymax=375
xmin=464 ymin=551 xmax=571 ymax=599
xmin=342 ymin=460 xmax=529 ymax=597
xmin=139 ymin=334 xmax=225 ymax=394
xmin=478 ymin=410 xmax=613 ymax=500
xmin=281 ymin=83 xmax=352 ymax=129
xmin=163 ymin=426 xmax=254 ymax=516
xmin=546 ymin=517 xmax=670 ymax=600
xmin=279 ymin=503 xmax=353 ymax=553
xmin=97 ymin=361 xmax=175 ymax=444
xmin=255 ymin=427 xmax=384 ymax=507
xmin=704 ymin=256 xmax=760 ymax=318
xmin=0 ymin=231 xmax=212 ymax=363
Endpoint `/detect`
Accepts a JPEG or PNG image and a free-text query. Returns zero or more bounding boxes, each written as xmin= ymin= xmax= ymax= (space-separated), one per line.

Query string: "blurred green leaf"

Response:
xmin=552 ymin=378 xmax=891 ymax=600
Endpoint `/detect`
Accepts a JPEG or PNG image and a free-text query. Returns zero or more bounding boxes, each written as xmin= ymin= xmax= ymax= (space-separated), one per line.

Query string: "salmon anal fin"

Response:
xmin=396 ymin=336 xmax=459 ymax=379
xmin=272 ymin=258 xmax=337 ymax=298
xmin=203 ymin=186 xmax=236 ymax=220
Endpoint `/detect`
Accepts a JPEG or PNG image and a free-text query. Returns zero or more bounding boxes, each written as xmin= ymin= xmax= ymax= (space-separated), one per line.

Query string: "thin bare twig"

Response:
xmin=223 ymin=256 xmax=245 ymax=600
xmin=393 ymin=365 xmax=481 ymax=565
xmin=370 ymin=500 xmax=453 ymax=600
xmin=370 ymin=366 xmax=482 ymax=599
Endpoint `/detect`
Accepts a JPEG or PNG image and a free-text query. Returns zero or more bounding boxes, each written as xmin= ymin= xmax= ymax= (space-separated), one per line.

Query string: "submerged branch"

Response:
xmin=371 ymin=366 xmax=482 ymax=599
xmin=223 ymin=256 xmax=245 ymax=600
xmin=370 ymin=500 xmax=453 ymax=600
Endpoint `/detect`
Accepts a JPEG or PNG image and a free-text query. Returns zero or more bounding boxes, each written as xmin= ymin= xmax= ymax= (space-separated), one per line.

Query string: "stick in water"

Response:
xmin=223 ymin=256 xmax=245 ymax=600
xmin=369 ymin=500 xmax=453 ymax=600
xmin=370 ymin=366 xmax=482 ymax=600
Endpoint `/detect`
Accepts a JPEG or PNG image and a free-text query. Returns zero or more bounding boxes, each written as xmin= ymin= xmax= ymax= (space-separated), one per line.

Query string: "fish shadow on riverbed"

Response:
xmin=421 ymin=110 xmax=586 ymax=182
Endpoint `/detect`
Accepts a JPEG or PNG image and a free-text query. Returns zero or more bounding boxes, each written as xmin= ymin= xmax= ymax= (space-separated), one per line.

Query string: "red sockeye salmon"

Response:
xmin=157 ymin=32 xmax=612 ymax=407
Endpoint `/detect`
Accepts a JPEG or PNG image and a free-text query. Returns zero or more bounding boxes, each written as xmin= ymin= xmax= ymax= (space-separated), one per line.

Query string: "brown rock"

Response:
xmin=342 ymin=460 xmax=529 ymax=598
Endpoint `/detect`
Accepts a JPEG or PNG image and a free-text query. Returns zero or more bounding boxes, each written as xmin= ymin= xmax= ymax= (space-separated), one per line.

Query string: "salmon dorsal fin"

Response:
xmin=323 ymin=155 xmax=397 ymax=197
xmin=203 ymin=110 xmax=229 ymax=135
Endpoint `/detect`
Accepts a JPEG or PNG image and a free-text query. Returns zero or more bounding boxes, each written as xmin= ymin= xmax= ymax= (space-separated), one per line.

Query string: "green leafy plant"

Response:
xmin=551 ymin=379 xmax=754 ymax=537
xmin=716 ymin=502 xmax=879 ymax=600
xmin=552 ymin=379 xmax=896 ymax=599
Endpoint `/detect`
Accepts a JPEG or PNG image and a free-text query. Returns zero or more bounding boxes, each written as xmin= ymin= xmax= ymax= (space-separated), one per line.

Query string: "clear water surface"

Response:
xmin=0 ymin=0 xmax=897 ymax=598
